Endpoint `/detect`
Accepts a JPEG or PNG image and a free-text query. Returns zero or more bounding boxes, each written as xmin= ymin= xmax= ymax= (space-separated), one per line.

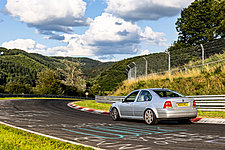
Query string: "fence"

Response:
xmin=95 ymin=95 xmax=225 ymax=111
xmin=127 ymin=38 xmax=225 ymax=79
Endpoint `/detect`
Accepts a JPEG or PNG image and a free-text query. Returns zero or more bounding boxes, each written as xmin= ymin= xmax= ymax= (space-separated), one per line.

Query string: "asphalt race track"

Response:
xmin=0 ymin=99 xmax=225 ymax=150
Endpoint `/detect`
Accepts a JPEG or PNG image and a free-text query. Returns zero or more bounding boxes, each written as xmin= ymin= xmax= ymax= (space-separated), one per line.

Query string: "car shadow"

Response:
xmin=119 ymin=119 xmax=193 ymax=125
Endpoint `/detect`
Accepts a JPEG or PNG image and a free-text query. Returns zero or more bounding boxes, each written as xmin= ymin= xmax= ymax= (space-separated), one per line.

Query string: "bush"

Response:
xmin=0 ymin=85 xmax=5 ymax=93
xmin=5 ymin=83 xmax=32 ymax=94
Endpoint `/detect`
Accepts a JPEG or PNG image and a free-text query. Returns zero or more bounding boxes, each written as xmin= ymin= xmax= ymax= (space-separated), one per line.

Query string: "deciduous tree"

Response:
xmin=58 ymin=60 xmax=85 ymax=92
xmin=176 ymin=0 xmax=217 ymax=46
xmin=36 ymin=69 xmax=63 ymax=95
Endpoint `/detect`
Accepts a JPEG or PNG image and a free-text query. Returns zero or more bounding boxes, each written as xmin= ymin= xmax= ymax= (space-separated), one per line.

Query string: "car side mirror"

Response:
xmin=122 ymin=98 xmax=125 ymax=102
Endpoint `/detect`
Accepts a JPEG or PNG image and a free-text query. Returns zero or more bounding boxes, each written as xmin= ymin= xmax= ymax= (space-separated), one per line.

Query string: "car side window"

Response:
xmin=124 ymin=91 xmax=139 ymax=102
xmin=137 ymin=90 xmax=152 ymax=102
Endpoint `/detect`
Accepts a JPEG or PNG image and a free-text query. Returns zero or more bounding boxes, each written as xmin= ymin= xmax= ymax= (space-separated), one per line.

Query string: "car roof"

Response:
xmin=130 ymin=88 xmax=172 ymax=93
xmin=138 ymin=88 xmax=171 ymax=91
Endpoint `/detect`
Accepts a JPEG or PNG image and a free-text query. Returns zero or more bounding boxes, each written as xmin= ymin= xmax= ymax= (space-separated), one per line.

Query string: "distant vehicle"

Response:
xmin=110 ymin=88 xmax=197 ymax=125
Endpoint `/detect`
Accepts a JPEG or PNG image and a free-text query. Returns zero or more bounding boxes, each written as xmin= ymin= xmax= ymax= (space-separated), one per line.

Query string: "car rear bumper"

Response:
xmin=157 ymin=108 xmax=197 ymax=119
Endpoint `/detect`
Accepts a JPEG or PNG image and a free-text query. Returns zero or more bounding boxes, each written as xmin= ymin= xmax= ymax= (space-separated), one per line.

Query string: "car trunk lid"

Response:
xmin=165 ymin=97 xmax=194 ymax=109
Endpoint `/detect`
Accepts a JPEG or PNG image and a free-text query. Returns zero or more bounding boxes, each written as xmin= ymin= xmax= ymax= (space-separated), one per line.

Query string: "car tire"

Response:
xmin=110 ymin=107 xmax=120 ymax=121
xmin=144 ymin=109 xmax=158 ymax=125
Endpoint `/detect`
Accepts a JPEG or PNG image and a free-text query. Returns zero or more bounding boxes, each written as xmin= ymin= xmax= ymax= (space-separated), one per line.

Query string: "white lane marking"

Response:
xmin=0 ymin=121 xmax=103 ymax=150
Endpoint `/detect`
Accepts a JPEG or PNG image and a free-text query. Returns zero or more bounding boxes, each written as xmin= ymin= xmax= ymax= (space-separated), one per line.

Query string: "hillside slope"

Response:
xmin=91 ymin=55 xmax=144 ymax=95
xmin=0 ymin=47 xmax=114 ymax=88
xmin=52 ymin=57 xmax=114 ymax=79
xmin=112 ymin=53 xmax=225 ymax=96
xmin=93 ymin=38 xmax=225 ymax=95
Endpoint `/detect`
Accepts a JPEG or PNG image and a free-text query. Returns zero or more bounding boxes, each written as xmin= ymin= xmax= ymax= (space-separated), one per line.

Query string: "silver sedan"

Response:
xmin=109 ymin=88 xmax=197 ymax=125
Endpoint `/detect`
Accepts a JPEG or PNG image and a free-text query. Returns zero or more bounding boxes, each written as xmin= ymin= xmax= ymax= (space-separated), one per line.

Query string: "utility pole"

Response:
xmin=143 ymin=57 xmax=148 ymax=78
xmin=201 ymin=44 xmax=204 ymax=72
xmin=132 ymin=62 xmax=136 ymax=79
xmin=127 ymin=65 xmax=131 ymax=80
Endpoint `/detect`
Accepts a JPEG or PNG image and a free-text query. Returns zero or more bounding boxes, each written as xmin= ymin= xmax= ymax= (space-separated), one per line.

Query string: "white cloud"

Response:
xmin=56 ymin=13 xmax=167 ymax=58
xmin=105 ymin=0 xmax=194 ymax=21
xmin=1 ymin=13 xmax=167 ymax=60
xmin=82 ymin=13 xmax=142 ymax=55
xmin=5 ymin=0 xmax=91 ymax=34
xmin=1 ymin=39 xmax=47 ymax=54
xmin=140 ymin=49 xmax=150 ymax=56
xmin=141 ymin=26 xmax=167 ymax=46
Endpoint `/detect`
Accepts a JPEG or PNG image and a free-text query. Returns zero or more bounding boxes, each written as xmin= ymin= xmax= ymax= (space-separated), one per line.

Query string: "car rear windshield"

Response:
xmin=153 ymin=90 xmax=184 ymax=98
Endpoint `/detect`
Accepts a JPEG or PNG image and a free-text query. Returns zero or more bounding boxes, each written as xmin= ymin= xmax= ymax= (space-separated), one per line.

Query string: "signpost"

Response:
xmin=85 ymin=92 xmax=89 ymax=98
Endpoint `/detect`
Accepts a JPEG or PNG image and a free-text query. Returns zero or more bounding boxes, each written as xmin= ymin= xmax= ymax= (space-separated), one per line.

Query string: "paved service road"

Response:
xmin=0 ymin=99 xmax=225 ymax=150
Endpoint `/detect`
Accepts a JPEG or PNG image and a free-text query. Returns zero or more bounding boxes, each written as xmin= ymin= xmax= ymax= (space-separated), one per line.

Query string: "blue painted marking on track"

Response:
xmin=100 ymin=125 xmax=186 ymax=135
xmin=98 ymin=126 xmax=158 ymax=134
xmin=88 ymin=126 xmax=141 ymax=136
xmin=77 ymin=127 xmax=125 ymax=138
xmin=62 ymin=125 xmax=187 ymax=139
xmin=62 ymin=128 xmax=123 ymax=139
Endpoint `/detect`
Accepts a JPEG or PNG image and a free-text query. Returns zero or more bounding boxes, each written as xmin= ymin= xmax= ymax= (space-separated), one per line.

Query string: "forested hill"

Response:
xmin=0 ymin=47 xmax=114 ymax=87
xmin=52 ymin=56 xmax=114 ymax=79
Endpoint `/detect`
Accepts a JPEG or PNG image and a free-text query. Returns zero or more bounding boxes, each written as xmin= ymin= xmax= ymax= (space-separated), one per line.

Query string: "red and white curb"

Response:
xmin=191 ymin=118 xmax=225 ymax=124
xmin=68 ymin=102 xmax=110 ymax=115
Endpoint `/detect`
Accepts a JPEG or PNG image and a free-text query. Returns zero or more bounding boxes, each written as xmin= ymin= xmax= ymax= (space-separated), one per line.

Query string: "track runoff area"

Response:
xmin=0 ymin=99 xmax=224 ymax=150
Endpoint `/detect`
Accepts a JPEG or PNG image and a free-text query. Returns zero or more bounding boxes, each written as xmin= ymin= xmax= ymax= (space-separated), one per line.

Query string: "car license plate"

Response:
xmin=176 ymin=102 xmax=188 ymax=107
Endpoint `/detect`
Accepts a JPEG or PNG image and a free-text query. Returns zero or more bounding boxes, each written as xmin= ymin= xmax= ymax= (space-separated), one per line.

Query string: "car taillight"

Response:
xmin=193 ymin=100 xmax=196 ymax=108
xmin=163 ymin=101 xmax=173 ymax=109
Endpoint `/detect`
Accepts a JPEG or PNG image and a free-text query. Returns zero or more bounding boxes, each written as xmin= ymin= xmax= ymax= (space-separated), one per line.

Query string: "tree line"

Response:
xmin=169 ymin=0 xmax=224 ymax=52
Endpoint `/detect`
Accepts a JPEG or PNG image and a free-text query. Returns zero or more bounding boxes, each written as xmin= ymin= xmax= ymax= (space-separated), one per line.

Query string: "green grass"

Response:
xmin=0 ymin=124 xmax=93 ymax=150
xmin=74 ymin=100 xmax=111 ymax=111
xmin=197 ymin=110 xmax=225 ymax=119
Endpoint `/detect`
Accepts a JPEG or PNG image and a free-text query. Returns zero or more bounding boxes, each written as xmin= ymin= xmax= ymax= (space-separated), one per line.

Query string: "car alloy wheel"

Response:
xmin=144 ymin=109 xmax=158 ymax=125
xmin=111 ymin=107 xmax=120 ymax=121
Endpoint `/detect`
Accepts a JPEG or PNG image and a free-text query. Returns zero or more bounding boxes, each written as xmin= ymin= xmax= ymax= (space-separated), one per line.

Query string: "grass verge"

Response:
xmin=74 ymin=100 xmax=225 ymax=119
xmin=0 ymin=124 xmax=93 ymax=150
xmin=74 ymin=100 xmax=111 ymax=112
xmin=197 ymin=111 xmax=225 ymax=119
xmin=0 ymin=97 xmax=83 ymax=101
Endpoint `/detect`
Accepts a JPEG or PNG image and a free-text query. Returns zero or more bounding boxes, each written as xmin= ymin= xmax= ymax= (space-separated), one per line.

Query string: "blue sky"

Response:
xmin=0 ymin=0 xmax=194 ymax=61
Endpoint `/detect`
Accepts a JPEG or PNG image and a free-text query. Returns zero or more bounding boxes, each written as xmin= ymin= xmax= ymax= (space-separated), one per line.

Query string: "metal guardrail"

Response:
xmin=95 ymin=96 xmax=125 ymax=104
xmin=187 ymin=95 xmax=225 ymax=111
xmin=95 ymin=95 xmax=225 ymax=111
